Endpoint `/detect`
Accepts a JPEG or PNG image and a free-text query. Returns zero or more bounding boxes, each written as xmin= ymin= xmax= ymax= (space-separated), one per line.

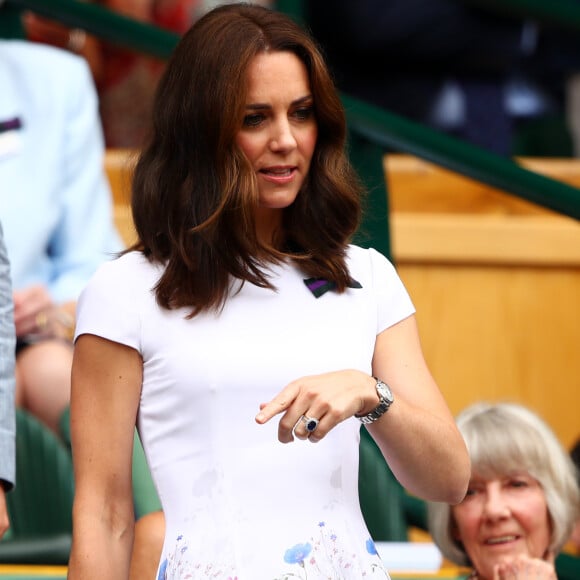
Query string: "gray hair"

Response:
xmin=428 ymin=402 xmax=580 ymax=566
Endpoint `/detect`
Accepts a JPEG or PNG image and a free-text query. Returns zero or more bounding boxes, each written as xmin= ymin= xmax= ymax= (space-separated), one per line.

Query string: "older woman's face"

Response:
xmin=452 ymin=471 xmax=551 ymax=580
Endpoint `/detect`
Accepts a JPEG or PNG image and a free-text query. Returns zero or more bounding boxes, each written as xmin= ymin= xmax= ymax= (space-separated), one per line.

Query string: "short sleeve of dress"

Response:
xmin=366 ymin=247 xmax=416 ymax=334
xmin=74 ymin=252 xmax=148 ymax=352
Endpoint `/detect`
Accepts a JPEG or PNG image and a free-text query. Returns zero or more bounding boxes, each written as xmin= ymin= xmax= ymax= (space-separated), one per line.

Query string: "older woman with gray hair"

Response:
xmin=429 ymin=402 xmax=580 ymax=580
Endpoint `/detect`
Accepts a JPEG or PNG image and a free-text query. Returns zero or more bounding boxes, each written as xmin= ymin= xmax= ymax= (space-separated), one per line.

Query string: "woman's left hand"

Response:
xmin=255 ymin=370 xmax=378 ymax=443
xmin=493 ymin=555 xmax=557 ymax=579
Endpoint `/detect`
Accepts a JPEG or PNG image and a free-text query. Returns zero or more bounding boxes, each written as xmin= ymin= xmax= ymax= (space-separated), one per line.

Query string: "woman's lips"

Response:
xmin=259 ymin=166 xmax=297 ymax=184
xmin=484 ymin=535 xmax=519 ymax=545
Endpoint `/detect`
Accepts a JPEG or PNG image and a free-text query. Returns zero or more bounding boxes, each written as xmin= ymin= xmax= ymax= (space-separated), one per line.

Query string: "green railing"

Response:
xmin=344 ymin=96 xmax=580 ymax=219
xmin=4 ymin=0 xmax=580 ymax=231
xmin=3 ymin=0 xmax=176 ymax=57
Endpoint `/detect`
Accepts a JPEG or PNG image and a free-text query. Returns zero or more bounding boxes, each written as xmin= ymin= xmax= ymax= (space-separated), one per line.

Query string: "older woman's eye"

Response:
xmin=509 ymin=479 xmax=529 ymax=488
xmin=243 ymin=113 xmax=265 ymax=128
xmin=463 ymin=487 xmax=477 ymax=498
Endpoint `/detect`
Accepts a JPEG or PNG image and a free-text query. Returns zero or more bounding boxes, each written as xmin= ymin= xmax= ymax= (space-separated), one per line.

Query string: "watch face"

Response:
xmin=376 ymin=380 xmax=394 ymax=404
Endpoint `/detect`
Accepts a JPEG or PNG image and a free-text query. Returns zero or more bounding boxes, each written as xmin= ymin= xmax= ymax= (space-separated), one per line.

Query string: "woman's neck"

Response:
xmin=255 ymin=207 xmax=283 ymax=246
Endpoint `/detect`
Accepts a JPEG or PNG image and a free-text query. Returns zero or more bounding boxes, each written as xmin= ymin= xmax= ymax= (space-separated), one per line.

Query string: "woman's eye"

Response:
xmin=509 ymin=479 xmax=528 ymax=488
xmin=293 ymin=106 xmax=314 ymax=121
xmin=243 ymin=113 xmax=265 ymax=128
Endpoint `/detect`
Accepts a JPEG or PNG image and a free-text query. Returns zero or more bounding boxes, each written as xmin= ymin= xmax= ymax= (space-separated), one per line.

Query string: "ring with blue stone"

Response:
xmin=301 ymin=415 xmax=319 ymax=433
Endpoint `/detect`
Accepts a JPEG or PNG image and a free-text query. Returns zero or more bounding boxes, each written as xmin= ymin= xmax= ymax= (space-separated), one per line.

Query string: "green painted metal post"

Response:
xmin=349 ymin=131 xmax=392 ymax=261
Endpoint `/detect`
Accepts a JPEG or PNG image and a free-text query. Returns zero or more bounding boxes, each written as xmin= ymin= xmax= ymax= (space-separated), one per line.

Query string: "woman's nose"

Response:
xmin=483 ymin=487 xmax=511 ymax=520
xmin=269 ymin=120 xmax=297 ymax=152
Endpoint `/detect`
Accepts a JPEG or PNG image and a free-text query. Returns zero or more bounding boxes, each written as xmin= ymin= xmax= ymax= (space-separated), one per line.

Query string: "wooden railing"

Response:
xmin=385 ymin=154 xmax=580 ymax=450
xmin=387 ymin=155 xmax=580 ymax=266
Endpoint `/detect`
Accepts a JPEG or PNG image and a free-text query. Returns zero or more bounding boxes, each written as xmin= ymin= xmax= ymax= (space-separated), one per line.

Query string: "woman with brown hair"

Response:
xmin=68 ymin=4 xmax=469 ymax=578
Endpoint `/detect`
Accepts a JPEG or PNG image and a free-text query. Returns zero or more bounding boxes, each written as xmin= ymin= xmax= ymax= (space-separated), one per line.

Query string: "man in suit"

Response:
xmin=0 ymin=221 xmax=16 ymax=538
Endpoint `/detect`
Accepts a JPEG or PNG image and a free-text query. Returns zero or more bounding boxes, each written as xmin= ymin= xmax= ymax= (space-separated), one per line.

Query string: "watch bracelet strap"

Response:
xmin=355 ymin=377 xmax=392 ymax=424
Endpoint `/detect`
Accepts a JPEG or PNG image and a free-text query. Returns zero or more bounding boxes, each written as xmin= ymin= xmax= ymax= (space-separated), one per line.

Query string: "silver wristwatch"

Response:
xmin=356 ymin=377 xmax=394 ymax=424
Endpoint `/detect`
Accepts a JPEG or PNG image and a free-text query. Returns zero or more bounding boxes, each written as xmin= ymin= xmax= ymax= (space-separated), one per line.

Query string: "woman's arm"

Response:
xmin=67 ymin=334 xmax=143 ymax=579
xmin=367 ymin=315 xmax=470 ymax=504
xmin=256 ymin=314 xmax=469 ymax=505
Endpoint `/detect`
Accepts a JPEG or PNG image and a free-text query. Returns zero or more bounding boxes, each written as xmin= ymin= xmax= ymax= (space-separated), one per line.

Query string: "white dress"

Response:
xmin=75 ymin=245 xmax=415 ymax=579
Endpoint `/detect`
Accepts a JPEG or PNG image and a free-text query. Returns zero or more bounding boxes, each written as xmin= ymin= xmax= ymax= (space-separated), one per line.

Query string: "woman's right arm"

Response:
xmin=67 ymin=334 xmax=143 ymax=579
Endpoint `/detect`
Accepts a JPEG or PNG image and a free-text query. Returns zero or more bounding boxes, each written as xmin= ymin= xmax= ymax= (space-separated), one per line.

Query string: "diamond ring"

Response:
xmin=301 ymin=415 xmax=319 ymax=433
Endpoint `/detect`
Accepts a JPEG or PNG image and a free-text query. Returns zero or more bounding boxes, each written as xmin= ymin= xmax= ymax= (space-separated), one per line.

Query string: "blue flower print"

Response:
xmin=366 ymin=538 xmax=378 ymax=556
xmin=284 ymin=542 xmax=313 ymax=565
xmin=276 ymin=525 xmax=389 ymax=579
xmin=157 ymin=558 xmax=168 ymax=580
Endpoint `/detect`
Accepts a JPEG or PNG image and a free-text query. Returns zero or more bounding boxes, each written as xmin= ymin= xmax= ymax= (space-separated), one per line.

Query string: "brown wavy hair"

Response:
xmin=130 ymin=3 xmax=363 ymax=316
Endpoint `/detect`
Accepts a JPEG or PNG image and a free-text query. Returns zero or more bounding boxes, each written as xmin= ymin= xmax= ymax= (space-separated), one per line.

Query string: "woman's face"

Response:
xmin=235 ymin=50 xmax=318 ymax=240
xmin=452 ymin=471 xmax=552 ymax=580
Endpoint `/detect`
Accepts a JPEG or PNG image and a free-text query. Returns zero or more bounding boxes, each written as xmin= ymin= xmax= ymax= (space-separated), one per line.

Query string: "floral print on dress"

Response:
xmin=274 ymin=522 xmax=389 ymax=579
xmin=284 ymin=543 xmax=313 ymax=565
xmin=158 ymin=558 xmax=168 ymax=580
xmin=158 ymin=525 xmax=387 ymax=579
xmin=158 ymin=534 xmax=237 ymax=579
xmin=366 ymin=539 xmax=378 ymax=556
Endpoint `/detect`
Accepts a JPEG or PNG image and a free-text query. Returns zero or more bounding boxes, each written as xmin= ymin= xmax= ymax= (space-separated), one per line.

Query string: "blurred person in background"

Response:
xmin=308 ymin=0 xmax=580 ymax=157
xmin=23 ymin=0 xmax=273 ymax=148
xmin=0 ymin=39 xmax=122 ymax=433
xmin=429 ymin=402 xmax=580 ymax=580
xmin=0 ymin=221 xmax=16 ymax=539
